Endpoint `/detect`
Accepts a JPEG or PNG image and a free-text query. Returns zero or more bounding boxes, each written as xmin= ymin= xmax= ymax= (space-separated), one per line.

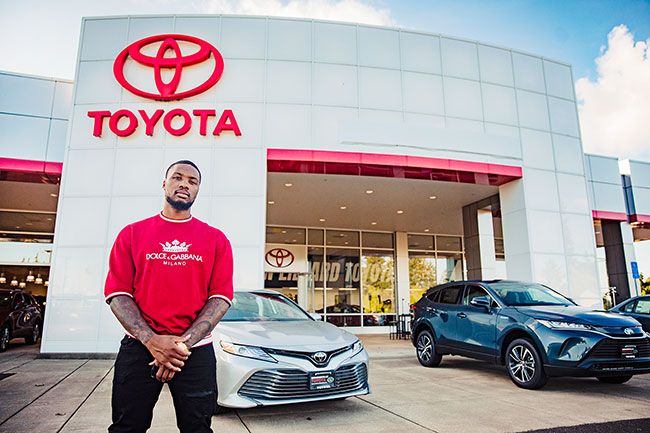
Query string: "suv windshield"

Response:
xmin=221 ymin=292 xmax=311 ymax=322
xmin=489 ymin=282 xmax=573 ymax=307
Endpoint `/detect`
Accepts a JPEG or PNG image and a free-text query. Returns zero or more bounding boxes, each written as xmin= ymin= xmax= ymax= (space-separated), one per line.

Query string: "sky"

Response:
xmin=1 ymin=0 xmax=650 ymax=279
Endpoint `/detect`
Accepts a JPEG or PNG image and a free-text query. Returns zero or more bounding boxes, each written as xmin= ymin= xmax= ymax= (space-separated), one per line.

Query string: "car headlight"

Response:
xmin=350 ymin=340 xmax=364 ymax=356
xmin=537 ymin=320 xmax=592 ymax=330
xmin=219 ymin=341 xmax=277 ymax=363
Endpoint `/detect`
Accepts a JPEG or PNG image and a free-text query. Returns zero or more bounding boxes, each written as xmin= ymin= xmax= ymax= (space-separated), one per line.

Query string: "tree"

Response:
xmin=639 ymin=273 xmax=650 ymax=296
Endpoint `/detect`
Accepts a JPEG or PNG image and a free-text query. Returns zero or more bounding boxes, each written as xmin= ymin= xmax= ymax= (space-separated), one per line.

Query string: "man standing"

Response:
xmin=104 ymin=160 xmax=233 ymax=433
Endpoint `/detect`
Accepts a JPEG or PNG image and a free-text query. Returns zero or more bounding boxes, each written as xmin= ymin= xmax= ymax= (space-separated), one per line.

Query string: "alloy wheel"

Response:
xmin=508 ymin=344 xmax=536 ymax=383
xmin=417 ymin=334 xmax=432 ymax=362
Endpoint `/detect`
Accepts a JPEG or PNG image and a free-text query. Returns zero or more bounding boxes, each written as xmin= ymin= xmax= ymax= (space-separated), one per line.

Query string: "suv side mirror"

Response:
xmin=309 ymin=312 xmax=322 ymax=321
xmin=470 ymin=296 xmax=491 ymax=309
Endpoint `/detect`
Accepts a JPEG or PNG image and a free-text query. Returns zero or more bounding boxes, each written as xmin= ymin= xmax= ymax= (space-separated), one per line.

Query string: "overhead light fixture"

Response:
xmin=371 ymin=222 xmax=377 ymax=225
xmin=19 ymin=281 xmax=26 ymax=289
xmin=319 ymin=218 xmax=326 ymax=222
xmin=26 ymin=270 xmax=35 ymax=282
xmin=284 ymin=183 xmax=293 ymax=187
xmin=11 ymin=277 xmax=18 ymax=287
xmin=340 ymin=206 xmax=347 ymax=210
xmin=50 ymin=193 xmax=58 ymax=197
xmin=429 ymin=196 xmax=437 ymax=200
xmin=365 ymin=190 xmax=374 ymax=194
xmin=397 ymin=210 xmax=404 ymax=214
xmin=47 ymin=217 xmax=53 ymax=221
xmin=0 ymin=273 xmax=5 ymax=284
xmin=35 ymin=274 xmax=43 ymax=285
xmin=268 ymin=201 xmax=275 ymax=205
xmin=424 ymin=229 xmax=430 ymax=232
xmin=281 ymin=230 xmax=287 ymax=234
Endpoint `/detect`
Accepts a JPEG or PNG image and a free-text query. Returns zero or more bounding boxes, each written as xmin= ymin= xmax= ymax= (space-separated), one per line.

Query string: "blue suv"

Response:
xmin=411 ymin=280 xmax=650 ymax=389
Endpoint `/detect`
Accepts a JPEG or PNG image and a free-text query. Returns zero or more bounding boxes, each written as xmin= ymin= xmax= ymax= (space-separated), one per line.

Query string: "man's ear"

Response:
xmin=162 ymin=179 xmax=166 ymax=190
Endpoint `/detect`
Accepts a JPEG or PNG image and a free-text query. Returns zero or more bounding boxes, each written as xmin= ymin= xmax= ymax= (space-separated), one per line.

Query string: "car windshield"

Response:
xmin=489 ymin=282 xmax=573 ymax=307
xmin=221 ymin=292 xmax=311 ymax=322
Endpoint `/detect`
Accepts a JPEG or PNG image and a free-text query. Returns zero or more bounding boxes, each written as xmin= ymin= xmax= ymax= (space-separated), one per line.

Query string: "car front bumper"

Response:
xmin=215 ymin=344 xmax=370 ymax=409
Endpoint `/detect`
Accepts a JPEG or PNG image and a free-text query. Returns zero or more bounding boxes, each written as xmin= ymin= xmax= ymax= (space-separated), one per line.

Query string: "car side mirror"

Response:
xmin=470 ymin=296 xmax=491 ymax=310
xmin=309 ymin=312 xmax=322 ymax=321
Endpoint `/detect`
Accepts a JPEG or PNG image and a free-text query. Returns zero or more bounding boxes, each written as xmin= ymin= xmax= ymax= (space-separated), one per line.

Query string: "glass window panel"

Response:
xmin=265 ymin=226 xmax=306 ymax=244
xmin=437 ymin=235 xmax=462 ymax=251
xmin=363 ymin=314 xmax=396 ymax=326
xmin=408 ymin=252 xmax=437 ymax=305
xmin=325 ymin=230 xmax=360 ymax=247
xmin=635 ymin=299 xmax=650 ymax=314
xmin=440 ymin=286 xmax=462 ymax=304
xmin=362 ymin=232 xmax=394 ymax=249
xmin=362 ymin=249 xmax=395 ymax=313
xmin=436 ymin=252 xmax=464 ymax=284
xmin=308 ymin=229 xmax=324 ymax=245
xmin=408 ymin=234 xmax=434 ymax=250
xmin=324 ymin=248 xmax=360 ymax=314
xmin=326 ymin=315 xmax=361 ymax=327
xmin=307 ymin=247 xmax=325 ymax=313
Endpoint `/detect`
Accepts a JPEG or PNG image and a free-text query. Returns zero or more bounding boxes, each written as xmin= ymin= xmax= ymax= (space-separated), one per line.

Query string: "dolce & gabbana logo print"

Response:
xmin=145 ymin=239 xmax=203 ymax=266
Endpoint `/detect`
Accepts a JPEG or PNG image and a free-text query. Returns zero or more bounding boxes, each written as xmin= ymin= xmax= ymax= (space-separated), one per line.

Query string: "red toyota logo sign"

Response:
xmin=265 ymin=248 xmax=295 ymax=269
xmin=113 ymin=34 xmax=224 ymax=101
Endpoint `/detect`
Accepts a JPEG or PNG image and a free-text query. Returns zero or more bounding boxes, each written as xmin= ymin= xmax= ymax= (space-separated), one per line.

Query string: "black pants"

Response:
xmin=108 ymin=336 xmax=216 ymax=433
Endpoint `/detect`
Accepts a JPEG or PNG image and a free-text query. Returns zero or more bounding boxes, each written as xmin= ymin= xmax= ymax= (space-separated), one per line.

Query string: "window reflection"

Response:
xmin=408 ymin=253 xmax=437 ymax=305
xmin=362 ymin=250 xmax=395 ymax=314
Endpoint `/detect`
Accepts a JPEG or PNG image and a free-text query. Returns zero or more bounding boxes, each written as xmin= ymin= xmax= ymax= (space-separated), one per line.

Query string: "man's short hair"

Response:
xmin=165 ymin=160 xmax=202 ymax=183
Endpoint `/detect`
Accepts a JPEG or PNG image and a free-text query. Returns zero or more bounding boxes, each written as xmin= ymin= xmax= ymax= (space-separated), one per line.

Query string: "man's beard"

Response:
xmin=166 ymin=195 xmax=194 ymax=211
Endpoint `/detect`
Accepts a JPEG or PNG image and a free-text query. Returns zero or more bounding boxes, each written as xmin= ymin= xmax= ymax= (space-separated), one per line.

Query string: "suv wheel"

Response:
xmin=25 ymin=323 xmax=40 ymax=345
xmin=0 ymin=325 xmax=10 ymax=352
xmin=416 ymin=330 xmax=442 ymax=367
xmin=506 ymin=338 xmax=547 ymax=389
xmin=597 ymin=375 xmax=633 ymax=384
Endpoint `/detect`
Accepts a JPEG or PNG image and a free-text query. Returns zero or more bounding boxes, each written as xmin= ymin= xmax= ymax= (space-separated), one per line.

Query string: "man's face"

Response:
xmin=163 ymin=164 xmax=201 ymax=211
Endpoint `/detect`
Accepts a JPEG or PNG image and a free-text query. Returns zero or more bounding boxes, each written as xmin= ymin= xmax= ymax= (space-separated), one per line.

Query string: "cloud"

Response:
xmin=197 ymin=0 xmax=394 ymax=26
xmin=576 ymin=25 xmax=650 ymax=161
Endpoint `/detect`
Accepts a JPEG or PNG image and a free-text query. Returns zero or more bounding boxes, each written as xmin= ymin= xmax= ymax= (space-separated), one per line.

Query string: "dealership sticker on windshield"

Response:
xmin=309 ymin=372 xmax=336 ymax=390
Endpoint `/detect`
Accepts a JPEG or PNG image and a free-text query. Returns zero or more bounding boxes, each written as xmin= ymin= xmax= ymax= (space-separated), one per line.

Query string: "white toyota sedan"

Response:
xmin=213 ymin=289 xmax=370 ymax=413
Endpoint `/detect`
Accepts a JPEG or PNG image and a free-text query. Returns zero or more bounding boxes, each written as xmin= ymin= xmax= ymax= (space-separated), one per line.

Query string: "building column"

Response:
xmin=463 ymin=196 xmax=499 ymax=280
xmin=395 ymin=232 xmax=411 ymax=315
xmin=602 ymin=220 xmax=637 ymax=301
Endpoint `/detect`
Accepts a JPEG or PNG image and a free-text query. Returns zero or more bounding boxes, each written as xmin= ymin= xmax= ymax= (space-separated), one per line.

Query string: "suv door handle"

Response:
xmin=425 ymin=306 xmax=438 ymax=313
xmin=457 ymin=312 xmax=467 ymax=319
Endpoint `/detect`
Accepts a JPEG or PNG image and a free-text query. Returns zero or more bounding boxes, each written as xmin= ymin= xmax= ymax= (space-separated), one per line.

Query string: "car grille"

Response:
xmin=238 ymin=363 xmax=368 ymax=401
xmin=264 ymin=345 xmax=351 ymax=367
xmin=588 ymin=338 xmax=650 ymax=359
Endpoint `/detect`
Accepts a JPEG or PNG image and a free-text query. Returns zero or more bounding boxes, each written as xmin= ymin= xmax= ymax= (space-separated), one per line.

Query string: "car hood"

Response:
xmin=214 ymin=320 xmax=358 ymax=351
xmin=516 ymin=305 xmax=641 ymax=327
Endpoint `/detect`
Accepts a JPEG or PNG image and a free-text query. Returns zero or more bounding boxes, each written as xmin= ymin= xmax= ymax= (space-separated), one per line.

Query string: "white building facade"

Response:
xmin=0 ymin=15 xmax=647 ymax=354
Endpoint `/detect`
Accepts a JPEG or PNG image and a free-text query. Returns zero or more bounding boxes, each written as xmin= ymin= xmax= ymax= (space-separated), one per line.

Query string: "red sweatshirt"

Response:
xmin=104 ymin=213 xmax=234 ymax=347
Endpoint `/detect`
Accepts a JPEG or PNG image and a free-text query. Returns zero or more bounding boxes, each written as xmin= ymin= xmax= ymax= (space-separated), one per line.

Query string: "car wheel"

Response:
xmin=0 ymin=325 xmax=10 ymax=352
xmin=597 ymin=375 xmax=633 ymax=384
xmin=25 ymin=323 xmax=40 ymax=345
xmin=416 ymin=329 xmax=442 ymax=367
xmin=506 ymin=338 xmax=547 ymax=389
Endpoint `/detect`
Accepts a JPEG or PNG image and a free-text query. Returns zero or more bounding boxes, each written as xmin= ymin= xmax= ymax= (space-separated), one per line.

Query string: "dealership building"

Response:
xmin=1 ymin=15 xmax=649 ymax=353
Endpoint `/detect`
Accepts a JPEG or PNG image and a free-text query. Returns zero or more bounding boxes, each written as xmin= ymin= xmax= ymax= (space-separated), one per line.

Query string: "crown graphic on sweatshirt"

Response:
xmin=160 ymin=240 xmax=192 ymax=253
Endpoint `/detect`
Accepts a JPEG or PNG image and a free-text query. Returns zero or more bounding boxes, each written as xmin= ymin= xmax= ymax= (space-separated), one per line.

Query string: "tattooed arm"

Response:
xmin=153 ymin=297 xmax=230 ymax=382
xmin=182 ymin=297 xmax=231 ymax=347
xmin=109 ymin=295 xmax=190 ymax=372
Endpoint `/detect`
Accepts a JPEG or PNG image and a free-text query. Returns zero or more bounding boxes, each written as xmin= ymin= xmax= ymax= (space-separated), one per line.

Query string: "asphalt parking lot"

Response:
xmin=0 ymin=336 xmax=649 ymax=433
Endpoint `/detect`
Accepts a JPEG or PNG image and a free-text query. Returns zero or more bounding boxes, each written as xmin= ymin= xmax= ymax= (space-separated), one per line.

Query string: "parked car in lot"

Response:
xmin=213 ymin=289 xmax=369 ymax=413
xmin=0 ymin=289 xmax=43 ymax=352
xmin=411 ymin=280 xmax=650 ymax=389
xmin=609 ymin=295 xmax=650 ymax=332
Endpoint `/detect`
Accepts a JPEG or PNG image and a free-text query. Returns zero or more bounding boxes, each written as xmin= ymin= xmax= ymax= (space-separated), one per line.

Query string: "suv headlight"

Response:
xmin=350 ymin=340 xmax=364 ymax=356
xmin=219 ymin=341 xmax=277 ymax=363
xmin=537 ymin=320 xmax=592 ymax=330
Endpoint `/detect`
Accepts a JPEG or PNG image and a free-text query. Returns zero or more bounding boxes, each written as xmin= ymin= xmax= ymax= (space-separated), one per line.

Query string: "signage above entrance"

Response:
xmin=85 ymin=33 xmax=241 ymax=139
xmin=113 ymin=34 xmax=224 ymax=101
